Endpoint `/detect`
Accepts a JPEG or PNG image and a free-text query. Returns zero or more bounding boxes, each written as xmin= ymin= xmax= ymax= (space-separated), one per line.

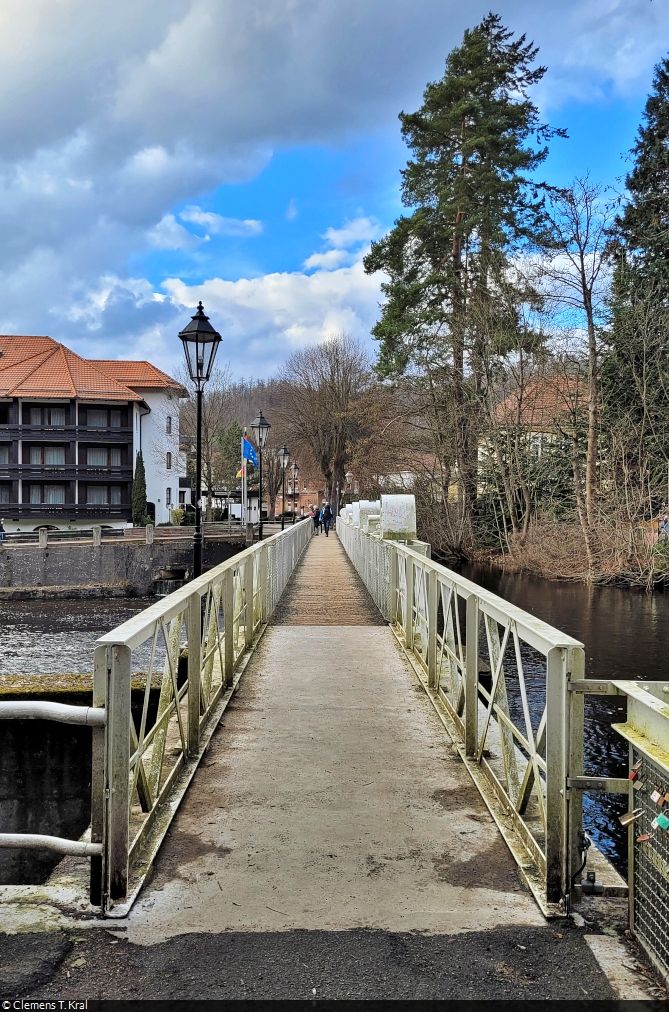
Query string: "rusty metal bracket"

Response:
xmin=567 ymin=776 xmax=630 ymax=793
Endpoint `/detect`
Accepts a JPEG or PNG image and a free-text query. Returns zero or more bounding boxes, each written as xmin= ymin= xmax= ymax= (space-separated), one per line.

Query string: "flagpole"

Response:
xmin=241 ymin=429 xmax=246 ymax=529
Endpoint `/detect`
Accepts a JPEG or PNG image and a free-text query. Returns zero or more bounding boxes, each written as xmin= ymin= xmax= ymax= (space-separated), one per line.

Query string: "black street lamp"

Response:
xmin=179 ymin=302 xmax=221 ymax=579
xmin=250 ymin=410 xmax=271 ymax=539
xmin=290 ymin=461 xmax=299 ymax=524
xmin=344 ymin=470 xmax=353 ymax=506
xmin=278 ymin=444 xmax=290 ymax=530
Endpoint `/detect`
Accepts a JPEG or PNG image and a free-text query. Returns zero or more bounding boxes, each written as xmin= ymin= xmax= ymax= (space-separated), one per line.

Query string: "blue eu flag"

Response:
xmin=243 ymin=438 xmax=258 ymax=468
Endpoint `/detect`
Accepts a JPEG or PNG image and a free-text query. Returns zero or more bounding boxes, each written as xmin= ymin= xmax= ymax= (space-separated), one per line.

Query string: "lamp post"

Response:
xmin=278 ymin=444 xmax=290 ymax=530
xmin=290 ymin=461 xmax=299 ymax=524
xmin=178 ymin=301 xmax=221 ymax=579
xmin=250 ymin=410 xmax=271 ymax=540
xmin=344 ymin=470 xmax=353 ymax=505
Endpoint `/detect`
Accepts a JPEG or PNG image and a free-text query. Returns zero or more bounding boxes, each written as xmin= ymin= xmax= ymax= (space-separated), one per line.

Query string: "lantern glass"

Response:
xmin=290 ymin=462 xmax=299 ymax=480
xmin=278 ymin=444 xmax=291 ymax=470
xmin=178 ymin=302 xmax=221 ymax=385
xmin=250 ymin=410 xmax=271 ymax=449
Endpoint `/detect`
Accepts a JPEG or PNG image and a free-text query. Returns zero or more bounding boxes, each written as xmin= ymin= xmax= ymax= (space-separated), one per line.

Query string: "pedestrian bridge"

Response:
xmin=1 ymin=503 xmax=668 ymax=984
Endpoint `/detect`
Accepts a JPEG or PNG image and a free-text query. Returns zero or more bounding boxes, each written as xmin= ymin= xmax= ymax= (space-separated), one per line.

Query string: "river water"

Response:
xmin=460 ymin=563 xmax=669 ymax=874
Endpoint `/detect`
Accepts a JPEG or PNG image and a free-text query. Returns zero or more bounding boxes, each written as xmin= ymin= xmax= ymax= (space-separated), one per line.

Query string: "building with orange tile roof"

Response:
xmin=0 ymin=336 xmax=190 ymax=531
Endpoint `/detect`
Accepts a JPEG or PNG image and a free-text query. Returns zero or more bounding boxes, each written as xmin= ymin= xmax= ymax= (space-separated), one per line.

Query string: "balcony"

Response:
xmin=0 ymin=424 xmax=133 ymax=442
xmin=0 ymin=503 xmax=132 ymax=521
xmin=0 ymin=464 xmax=133 ymax=482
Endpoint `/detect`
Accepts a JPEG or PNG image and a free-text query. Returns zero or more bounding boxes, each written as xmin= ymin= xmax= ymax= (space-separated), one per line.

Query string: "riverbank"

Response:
xmin=471 ymin=519 xmax=669 ymax=587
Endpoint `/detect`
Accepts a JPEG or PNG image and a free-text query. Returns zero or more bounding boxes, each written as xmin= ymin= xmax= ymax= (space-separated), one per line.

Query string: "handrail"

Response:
xmin=0 ymin=701 xmax=106 ymax=725
xmin=337 ymin=513 xmax=586 ymax=915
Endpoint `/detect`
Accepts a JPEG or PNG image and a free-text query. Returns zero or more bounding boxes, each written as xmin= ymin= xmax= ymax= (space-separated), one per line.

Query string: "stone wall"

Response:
xmin=0 ymin=537 xmax=243 ymax=596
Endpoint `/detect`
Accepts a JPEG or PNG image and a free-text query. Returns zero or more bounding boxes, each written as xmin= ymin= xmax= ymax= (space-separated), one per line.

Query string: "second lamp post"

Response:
xmin=278 ymin=444 xmax=290 ymax=530
xmin=250 ymin=410 xmax=271 ymax=540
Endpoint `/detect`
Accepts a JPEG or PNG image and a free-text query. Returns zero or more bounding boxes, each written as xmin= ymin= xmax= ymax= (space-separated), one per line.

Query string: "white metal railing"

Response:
xmin=338 ymin=515 xmax=586 ymax=913
xmin=0 ymin=518 xmax=311 ymax=914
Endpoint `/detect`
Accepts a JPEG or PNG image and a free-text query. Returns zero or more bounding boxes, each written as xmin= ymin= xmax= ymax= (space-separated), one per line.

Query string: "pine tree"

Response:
xmin=614 ymin=56 xmax=669 ymax=292
xmin=364 ymin=14 xmax=562 ymax=540
xmin=132 ymin=450 xmax=148 ymax=526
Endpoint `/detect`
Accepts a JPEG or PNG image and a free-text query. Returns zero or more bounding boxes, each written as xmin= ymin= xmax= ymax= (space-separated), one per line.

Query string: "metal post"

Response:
xmin=545 ymin=645 xmax=567 ymax=906
xmin=281 ymin=465 xmax=286 ymax=531
xmin=187 ymin=591 xmax=202 ymax=756
xmin=90 ymin=645 xmax=106 ymax=905
xmin=259 ymin=544 xmax=268 ymax=623
xmin=193 ymin=386 xmax=203 ymax=578
xmin=404 ymin=554 xmax=414 ymax=650
xmin=389 ymin=544 xmax=398 ymax=625
xmin=244 ymin=555 xmax=254 ymax=649
xmin=427 ymin=568 xmax=438 ymax=690
xmin=223 ymin=568 xmax=234 ymax=686
xmin=105 ymin=644 xmax=131 ymax=904
xmin=258 ymin=447 xmax=263 ymax=540
xmin=465 ymin=595 xmax=479 ymax=757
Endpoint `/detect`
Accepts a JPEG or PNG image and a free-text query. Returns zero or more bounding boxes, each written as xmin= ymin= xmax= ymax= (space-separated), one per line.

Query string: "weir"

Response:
xmin=1 ymin=501 xmax=668 ymax=986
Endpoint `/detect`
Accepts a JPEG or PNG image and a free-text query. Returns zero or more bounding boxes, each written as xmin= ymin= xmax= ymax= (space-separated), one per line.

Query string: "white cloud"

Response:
xmin=285 ymin=198 xmax=299 ymax=222
xmin=303 ymin=249 xmax=350 ymax=270
xmin=323 ymin=216 xmax=380 ymax=248
xmin=180 ymin=206 xmax=263 ymax=236
xmin=161 ymin=256 xmax=384 ymax=373
xmin=148 ymin=214 xmax=205 ymax=250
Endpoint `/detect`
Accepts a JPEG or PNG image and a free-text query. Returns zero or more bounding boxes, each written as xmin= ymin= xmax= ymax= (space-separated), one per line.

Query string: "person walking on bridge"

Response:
xmin=0 ymin=518 xmax=5 ymax=544
xmin=311 ymin=504 xmax=321 ymax=535
xmin=321 ymin=501 xmax=333 ymax=537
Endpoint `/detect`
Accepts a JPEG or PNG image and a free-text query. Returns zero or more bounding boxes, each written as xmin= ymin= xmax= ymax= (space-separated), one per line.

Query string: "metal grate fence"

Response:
xmin=630 ymin=747 xmax=669 ymax=980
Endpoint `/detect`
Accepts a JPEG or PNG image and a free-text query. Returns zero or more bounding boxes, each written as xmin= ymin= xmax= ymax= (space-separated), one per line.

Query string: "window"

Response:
xmin=110 ymin=448 xmax=121 ymax=466
xmin=179 ymin=490 xmax=186 ymax=505
xmin=110 ymin=485 xmax=122 ymax=505
xmin=87 ymin=448 xmax=108 ymax=466
xmin=87 ymin=486 xmax=108 ymax=504
xmin=44 ymin=485 xmax=65 ymax=504
xmin=30 ymin=485 xmax=41 ymax=504
xmin=0 ymin=446 xmax=8 ymax=465
xmin=110 ymin=410 xmax=121 ymax=428
xmin=166 ymin=416 xmax=172 ymax=435
xmin=166 ymin=452 xmax=172 ymax=470
xmin=49 ymin=408 xmax=66 ymax=426
xmin=87 ymin=409 xmax=107 ymax=427
xmin=0 ymin=486 xmax=9 ymax=503
xmin=166 ymin=488 xmax=172 ymax=506
xmin=30 ymin=407 xmax=41 ymax=425
xmin=0 ymin=405 xmax=8 ymax=425
xmin=44 ymin=447 xmax=65 ymax=466
xmin=29 ymin=446 xmax=41 ymax=465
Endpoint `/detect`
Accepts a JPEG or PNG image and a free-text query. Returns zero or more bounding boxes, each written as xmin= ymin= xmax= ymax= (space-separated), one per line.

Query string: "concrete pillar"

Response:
xmin=245 ymin=523 xmax=254 ymax=546
xmin=145 ymin=524 xmax=154 ymax=545
xmin=92 ymin=525 xmax=102 ymax=547
xmin=38 ymin=527 xmax=48 ymax=548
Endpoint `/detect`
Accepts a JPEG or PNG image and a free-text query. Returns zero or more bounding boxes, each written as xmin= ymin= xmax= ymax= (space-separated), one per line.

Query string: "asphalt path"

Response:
xmin=3 ymin=924 xmax=620 ymax=1001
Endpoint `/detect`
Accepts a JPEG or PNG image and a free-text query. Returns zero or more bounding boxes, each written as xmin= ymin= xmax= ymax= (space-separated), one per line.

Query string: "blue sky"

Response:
xmin=0 ymin=0 xmax=664 ymax=378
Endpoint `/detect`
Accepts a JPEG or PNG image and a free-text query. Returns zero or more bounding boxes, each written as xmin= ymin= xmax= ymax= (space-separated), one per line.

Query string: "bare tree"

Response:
xmin=539 ymin=178 xmax=614 ymax=530
xmin=279 ymin=335 xmax=372 ymax=502
xmin=178 ymin=364 xmax=234 ymax=520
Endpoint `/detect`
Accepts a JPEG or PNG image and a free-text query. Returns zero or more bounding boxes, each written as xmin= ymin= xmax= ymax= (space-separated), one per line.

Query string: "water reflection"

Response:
xmin=460 ymin=563 xmax=669 ymax=874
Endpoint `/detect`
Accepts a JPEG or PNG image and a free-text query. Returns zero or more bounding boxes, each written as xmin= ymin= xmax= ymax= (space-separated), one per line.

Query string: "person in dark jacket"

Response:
xmin=312 ymin=505 xmax=321 ymax=534
xmin=322 ymin=501 xmax=333 ymax=536
xmin=0 ymin=518 xmax=4 ymax=544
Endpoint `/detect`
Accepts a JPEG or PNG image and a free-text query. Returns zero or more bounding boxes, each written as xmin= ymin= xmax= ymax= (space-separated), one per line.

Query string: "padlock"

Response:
xmin=637 ymin=832 xmax=654 ymax=843
xmin=633 ymin=778 xmax=647 ymax=791
xmin=651 ymin=789 xmax=662 ymax=804
xmin=619 ymin=809 xmax=643 ymax=826
xmin=630 ymin=770 xmax=640 ymax=781
xmin=656 ymin=812 xmax=669 ymax=831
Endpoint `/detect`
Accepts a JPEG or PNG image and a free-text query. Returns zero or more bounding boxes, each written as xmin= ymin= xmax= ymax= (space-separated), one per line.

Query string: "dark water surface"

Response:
xmin=0 ymin=597 xmax=162 ymax=675
xmin=460 ymin=563 xmax=669 ymax=875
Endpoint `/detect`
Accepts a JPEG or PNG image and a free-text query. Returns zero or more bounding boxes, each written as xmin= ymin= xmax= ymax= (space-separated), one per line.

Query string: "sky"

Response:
xmin=0 ymin=0 xmax=667 ymax=379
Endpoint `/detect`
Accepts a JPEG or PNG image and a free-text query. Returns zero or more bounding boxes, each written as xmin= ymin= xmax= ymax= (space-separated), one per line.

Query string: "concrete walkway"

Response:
xmin=126 ymin=533 xmax=544 ymax=943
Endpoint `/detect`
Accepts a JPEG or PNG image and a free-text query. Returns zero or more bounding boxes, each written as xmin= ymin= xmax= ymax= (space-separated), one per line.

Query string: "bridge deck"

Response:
xmin=127 ymin=532 xmax=544 ymax=943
